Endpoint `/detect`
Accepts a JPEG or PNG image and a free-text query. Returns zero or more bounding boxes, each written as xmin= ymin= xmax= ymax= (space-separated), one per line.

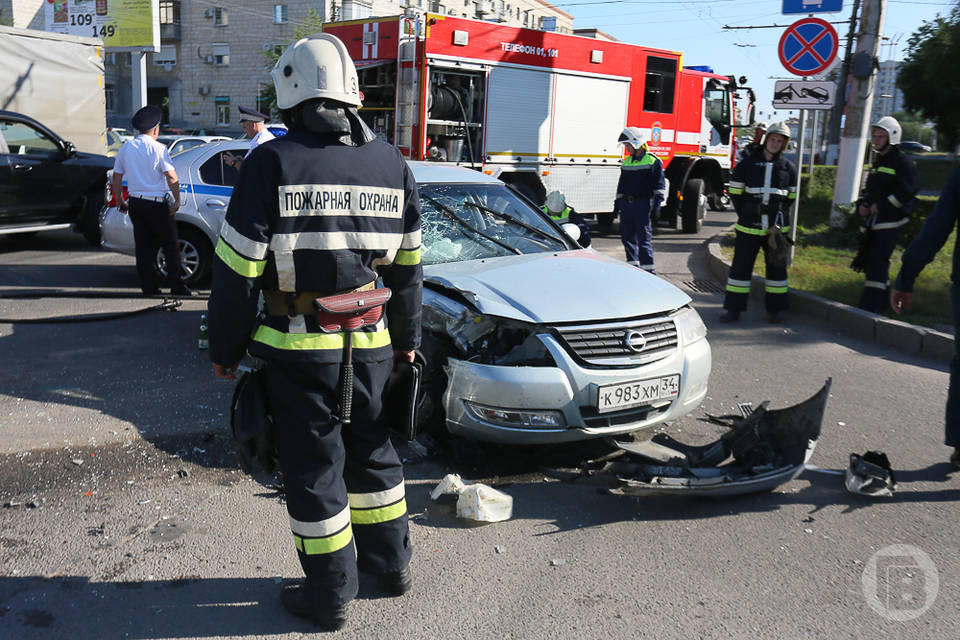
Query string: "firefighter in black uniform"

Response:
xmin=852 ymin=116 xmax=919 ymax=312
xmin=721 ymin=121 xmax=797 ymax=323
xmin=207 ymin=34 xmax=420 ymax=630
xmin=738 ymin=121 xmax=767 ymax=163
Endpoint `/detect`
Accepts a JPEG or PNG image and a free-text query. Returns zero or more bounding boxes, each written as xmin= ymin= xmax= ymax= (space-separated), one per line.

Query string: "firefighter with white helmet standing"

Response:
xmin=542 ymin=190 xmax=591 ymax=247
xmin=720 ymin=121 xmax=797 ymax=323
xmin=615 ymin=127 xmax=666 ymax=273
xmin=851 ymin=116 xmax=919 ymax=312
xmin=207 ymin=33 xmax=420 ymax=630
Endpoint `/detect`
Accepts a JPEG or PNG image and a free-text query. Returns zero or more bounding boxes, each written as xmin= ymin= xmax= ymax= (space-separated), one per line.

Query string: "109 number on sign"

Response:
xmin=596 ymin=375 xmax=679 ymax=414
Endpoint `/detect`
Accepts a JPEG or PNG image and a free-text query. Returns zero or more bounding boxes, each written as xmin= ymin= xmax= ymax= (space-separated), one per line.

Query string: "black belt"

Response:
xmin=263 ymin=282 xmax=376 ymax=316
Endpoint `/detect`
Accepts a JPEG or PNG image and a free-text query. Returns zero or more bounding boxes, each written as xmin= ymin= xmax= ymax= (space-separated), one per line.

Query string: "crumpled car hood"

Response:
xmin=424 ymin=249 xmax=691 ymax=324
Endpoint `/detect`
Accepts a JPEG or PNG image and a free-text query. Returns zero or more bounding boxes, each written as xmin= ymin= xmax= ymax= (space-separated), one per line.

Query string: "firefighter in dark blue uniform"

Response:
xmin=721 ymin=121 xmax=797 ymax=323
xmin=891 ymin=168 xmax=960 ymax=470
xmin=852 ymin=116 xmax=919 ymax=312
xmin=615 ymin=127 xmax=665 ymax=273
xmin=207 ymin=34 xmax=420 ymax=630
xmin=542 ymin=190 xmax=591 ymax=247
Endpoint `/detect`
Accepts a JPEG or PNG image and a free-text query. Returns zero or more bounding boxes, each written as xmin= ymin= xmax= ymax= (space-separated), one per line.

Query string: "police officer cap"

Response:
xmin=131 ymin=105 xmax=163 ymax=132
xmin=238 ymin=105 xmax=270 ymax=123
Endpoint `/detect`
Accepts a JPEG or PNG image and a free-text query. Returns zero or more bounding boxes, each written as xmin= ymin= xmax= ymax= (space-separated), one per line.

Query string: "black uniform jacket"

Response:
xmin=728 ymin=150 xmax=797 ymax=230
xmin=208 ymin=130 xmax=422 ymax=366
xmin=858 ymin=146 xmax=919 ymax=225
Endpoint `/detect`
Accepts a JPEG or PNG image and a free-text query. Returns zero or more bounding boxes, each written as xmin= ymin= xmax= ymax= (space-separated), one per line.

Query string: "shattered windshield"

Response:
xmin=419 ymin=183 xmax=569 ymax=265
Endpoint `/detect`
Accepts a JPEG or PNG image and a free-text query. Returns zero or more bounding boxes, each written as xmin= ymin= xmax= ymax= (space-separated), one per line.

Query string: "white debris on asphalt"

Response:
xmin=430 ymin=473 xmax=513 ymax=522
xmin=550 ymin=558 xmax=566 ymax=567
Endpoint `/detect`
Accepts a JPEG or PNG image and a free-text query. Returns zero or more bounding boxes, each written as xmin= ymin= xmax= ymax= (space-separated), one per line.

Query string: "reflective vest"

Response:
xmin=541 ymin=205 xmax=572 ymax=224
xmin=616 ymin=150 xmax=666 ymax=201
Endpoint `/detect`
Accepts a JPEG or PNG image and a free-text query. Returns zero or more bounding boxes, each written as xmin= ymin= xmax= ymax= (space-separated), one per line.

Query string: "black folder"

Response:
xmin=386 ymin=360 xmax=422 ymax=441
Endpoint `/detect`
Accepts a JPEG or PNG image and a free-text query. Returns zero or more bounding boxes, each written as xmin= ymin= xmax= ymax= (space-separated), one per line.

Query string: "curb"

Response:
xmin=705 ymin=232 xmax=955 ymax=363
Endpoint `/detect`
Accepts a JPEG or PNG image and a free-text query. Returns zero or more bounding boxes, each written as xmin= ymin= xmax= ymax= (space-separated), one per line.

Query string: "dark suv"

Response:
xmin=0 ymin=110 xmax=114 ymax=244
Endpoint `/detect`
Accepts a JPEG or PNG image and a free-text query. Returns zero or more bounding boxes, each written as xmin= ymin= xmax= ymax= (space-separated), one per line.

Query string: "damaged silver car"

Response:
xmin=413 ymin=164 xmax=711 ymax=444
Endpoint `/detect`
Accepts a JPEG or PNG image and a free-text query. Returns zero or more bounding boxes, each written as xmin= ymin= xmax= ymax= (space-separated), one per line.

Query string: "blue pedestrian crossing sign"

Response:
xmin=783 ymin=0 xmax=843 ymax=14
xmin=778 ymin=17 xmax=839 ymax=76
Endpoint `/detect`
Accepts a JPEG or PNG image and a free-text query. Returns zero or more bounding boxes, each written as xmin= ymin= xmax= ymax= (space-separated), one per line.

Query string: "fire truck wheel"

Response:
xmin=681 ymin=179 xmax=706 ymax=233
xmin=596 ymin=213 xmax=615 ymax=228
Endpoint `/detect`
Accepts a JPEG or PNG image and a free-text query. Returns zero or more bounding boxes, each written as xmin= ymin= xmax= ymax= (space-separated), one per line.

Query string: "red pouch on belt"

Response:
xmin=313 ymin=288 xmax=393 ymax=332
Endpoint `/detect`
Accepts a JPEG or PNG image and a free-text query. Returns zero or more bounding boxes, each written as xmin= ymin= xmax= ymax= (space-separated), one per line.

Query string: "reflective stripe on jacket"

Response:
xmin=207 ymin=130 xmax=423 ymax=366
xmin=728 ymin=151 xmax=797 ymax=231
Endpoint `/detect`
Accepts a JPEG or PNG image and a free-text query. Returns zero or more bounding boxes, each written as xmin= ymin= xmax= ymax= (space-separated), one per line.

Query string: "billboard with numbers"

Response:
xmin=44 ymin=0 xmax=159 ymax=50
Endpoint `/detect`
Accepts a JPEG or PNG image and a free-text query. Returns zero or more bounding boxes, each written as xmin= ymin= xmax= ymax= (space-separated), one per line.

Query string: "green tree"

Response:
xmin=893 ymin=110 xmax=935 ymax=147
xmin=259 ymin=8 xmax=325 ymax=117
xmin=898 ymin=3 xmax=960 ymax=150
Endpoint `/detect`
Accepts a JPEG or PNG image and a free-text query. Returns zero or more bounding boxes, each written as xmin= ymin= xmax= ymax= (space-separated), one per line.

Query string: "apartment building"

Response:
xmin=871 ymin=60 xmax=904 ymax=119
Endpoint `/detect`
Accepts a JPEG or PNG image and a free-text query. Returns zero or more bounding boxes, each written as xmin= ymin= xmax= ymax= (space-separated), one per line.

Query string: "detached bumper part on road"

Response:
xmin=589 ymin=379 xmax=832 ymax=497
xmin=441 ymin=320 xmax=711 ymax=445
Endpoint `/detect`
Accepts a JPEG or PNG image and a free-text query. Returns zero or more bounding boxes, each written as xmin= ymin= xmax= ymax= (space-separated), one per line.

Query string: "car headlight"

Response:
xmin=674 ymin=306 xmax=707 ymax=345
xmin=464 ymin=401 xmax=565 ymax=429
xmin=422 ymin=289 xmax=555 ymax=366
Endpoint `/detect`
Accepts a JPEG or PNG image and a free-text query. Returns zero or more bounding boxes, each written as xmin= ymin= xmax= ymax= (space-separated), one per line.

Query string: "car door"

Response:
xmin=0 ymin=118 xmax=72 ymax=225
xmin=194 ymin=148 xmax=239 ymax=224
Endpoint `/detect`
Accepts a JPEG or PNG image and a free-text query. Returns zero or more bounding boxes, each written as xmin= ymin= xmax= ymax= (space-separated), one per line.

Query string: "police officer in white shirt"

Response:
xmin=224 ymin=106 xmax=275 ymax=169
xmin=112 ymin=105 xmax=194 ymax=296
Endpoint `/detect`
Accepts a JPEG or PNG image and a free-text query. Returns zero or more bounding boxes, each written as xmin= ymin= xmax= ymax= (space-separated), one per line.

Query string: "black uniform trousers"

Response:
xmin=858 ymin=226 xmax=902 ymax=313
xmin=265 ymin=356 xmax=411 ymax=607
xmin=128 ymin=197 xmax=183 ymax=293
xmin=723 ymin=228 xmax=789 ymax=313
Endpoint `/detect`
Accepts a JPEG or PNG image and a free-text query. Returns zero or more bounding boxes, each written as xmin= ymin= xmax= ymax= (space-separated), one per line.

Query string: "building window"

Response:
xmin=273 ymin=4 xmax=288 ymax=23
xmin=215 ymin=96 xmax=230 ymax=126
xmin=214 ymin=7 xmax=228 ymax=26
xmin=342 ymin=0 xmax=371 ymax=19
xmin=154 ymin=45 xmax=177 ymax=66
xmin=212 ymin=43 xmax=230 ymax=66
xmin=159 ymin=0 xmax=180 ymax=24
xmin=105 ymin=83 xmax=115 ymax=111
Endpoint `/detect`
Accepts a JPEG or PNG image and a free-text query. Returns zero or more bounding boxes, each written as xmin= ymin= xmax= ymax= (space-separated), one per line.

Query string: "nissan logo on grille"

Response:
xmin=623 ymin=329 xmax=647 ymax=353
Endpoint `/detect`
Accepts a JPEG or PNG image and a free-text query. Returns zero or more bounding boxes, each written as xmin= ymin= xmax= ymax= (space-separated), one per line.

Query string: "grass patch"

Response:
xmin=719 ymin=191 xmax=955 ymax=332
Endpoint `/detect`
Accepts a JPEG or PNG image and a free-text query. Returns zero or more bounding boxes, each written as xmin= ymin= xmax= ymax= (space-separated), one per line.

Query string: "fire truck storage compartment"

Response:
xmin=427 ymin=65 xmax=485 ymax=163
xmin=357 ymin=60 xmax=398 ymax=144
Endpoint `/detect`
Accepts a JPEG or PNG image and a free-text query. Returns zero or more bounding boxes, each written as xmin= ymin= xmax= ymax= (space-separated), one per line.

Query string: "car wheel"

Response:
xmin=681 ymin=178 xmax=706 ymax=234
xmin=81 ymin=188 xmax=105 ymax=246
xmin=154 ymin=226 xmax=212 ymax=287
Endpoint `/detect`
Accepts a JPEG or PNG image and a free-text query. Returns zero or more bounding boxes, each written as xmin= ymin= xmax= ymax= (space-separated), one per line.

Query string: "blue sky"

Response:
xmin=555 ymin=0 xmax=956 ymax=122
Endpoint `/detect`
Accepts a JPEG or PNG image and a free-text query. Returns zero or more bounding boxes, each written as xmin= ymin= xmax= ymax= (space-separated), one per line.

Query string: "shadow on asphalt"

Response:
xmin=0 ymin=574 xmax=407 ymax=638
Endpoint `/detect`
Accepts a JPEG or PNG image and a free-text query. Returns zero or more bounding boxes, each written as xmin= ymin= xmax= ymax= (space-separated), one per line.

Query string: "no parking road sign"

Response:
xmin=778 ymin=17 xmax=839 ymax=76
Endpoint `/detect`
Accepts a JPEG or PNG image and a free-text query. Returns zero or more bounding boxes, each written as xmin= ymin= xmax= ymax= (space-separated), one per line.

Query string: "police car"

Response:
xmin=100 ymin=139 xmax=711 ymax=444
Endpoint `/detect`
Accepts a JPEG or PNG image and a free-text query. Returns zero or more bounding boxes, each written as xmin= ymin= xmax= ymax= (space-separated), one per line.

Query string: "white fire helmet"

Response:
xmin=271 ymin=33 xmax=362 ymax=110
xmin=545 ymin=190 xmax=566 ymax=213
xmin=872 ymin=116 xmax=902 ymax=146
xmin=762 ymin=121 xmax=791 ymax=148
xmin=618 ymin=127 xmax=646 ymax=149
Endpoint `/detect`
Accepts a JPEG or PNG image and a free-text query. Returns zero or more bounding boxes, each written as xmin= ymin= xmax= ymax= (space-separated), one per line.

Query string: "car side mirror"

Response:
xmin=62 ymin=141 xmax=77 ymax=158
xmin=561 ymin=222 xmax=581 ymax=242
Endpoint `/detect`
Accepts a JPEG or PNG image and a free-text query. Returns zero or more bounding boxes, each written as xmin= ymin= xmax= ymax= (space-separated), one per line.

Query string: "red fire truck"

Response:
xmin=323 ymin=13 xmax=755 ymax=233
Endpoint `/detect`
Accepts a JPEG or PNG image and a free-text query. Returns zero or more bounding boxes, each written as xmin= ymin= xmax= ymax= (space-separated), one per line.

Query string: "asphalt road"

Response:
xmin=0 ymin=219 xmax=956 ymax=639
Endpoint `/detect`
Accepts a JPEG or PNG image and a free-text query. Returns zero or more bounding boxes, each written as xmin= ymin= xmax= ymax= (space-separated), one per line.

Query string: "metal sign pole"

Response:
xmin=789 ymin=107 xmax=807 ymax=265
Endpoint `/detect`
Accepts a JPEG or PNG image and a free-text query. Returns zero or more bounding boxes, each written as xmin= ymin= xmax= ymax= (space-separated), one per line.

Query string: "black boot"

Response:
xmin=380 ymin=566 xmax=412 ymax=596
xmin=719 ymin=310 xmax=740 ymax=323
xmin=950 ymin=447 xmax=960 ymax=470
xmin=280 ymin=584 xmax=348 ymax=631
